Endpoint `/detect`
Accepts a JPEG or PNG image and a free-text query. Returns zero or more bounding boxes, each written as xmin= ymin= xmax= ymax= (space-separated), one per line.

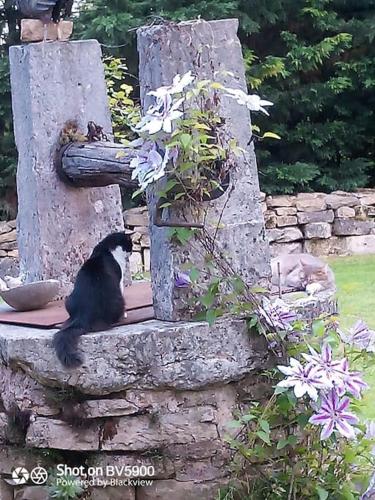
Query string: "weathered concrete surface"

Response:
xmin=0 ymin=319 xmax=270 ymax=395
xmin=138 ymin=19 xmax=271 ymax=320
xmin=9 ymin=41 xmax=126 ymax=296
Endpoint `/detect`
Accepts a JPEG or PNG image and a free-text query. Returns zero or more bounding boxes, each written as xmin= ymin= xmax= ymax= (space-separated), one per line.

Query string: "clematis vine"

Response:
xmin=276 ymin=358 xmax=326 ymax=401
xmin=309 ymin=389 xmax=359 ymax=440
xmin=130 ymin=145 xmax=170 ymax=191
xmin=302 ymin=343 xmax=345 ymax=387
xmin=225 ymin=88 xmax=274 ymax=115
xmin=339 ymin=320 xmax=375 ymax=352
xmin=174 ymin=271 xmax=191 ymax=288
xmin=259 ymin=298 xmax=297 ymax=331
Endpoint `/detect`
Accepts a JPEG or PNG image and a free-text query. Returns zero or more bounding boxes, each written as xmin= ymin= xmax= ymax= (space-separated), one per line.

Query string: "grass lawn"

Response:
xmin=327 ymin=254 xmax=375 ymax=418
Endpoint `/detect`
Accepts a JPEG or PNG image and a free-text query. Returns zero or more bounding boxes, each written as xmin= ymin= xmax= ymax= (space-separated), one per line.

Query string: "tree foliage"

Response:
xmin=77 ymin=0 xmax=375 ymax=194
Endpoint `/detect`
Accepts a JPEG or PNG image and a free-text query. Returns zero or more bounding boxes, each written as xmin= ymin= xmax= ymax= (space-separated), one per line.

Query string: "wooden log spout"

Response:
xmin=56 ymin=141 xmax=139 ymax=189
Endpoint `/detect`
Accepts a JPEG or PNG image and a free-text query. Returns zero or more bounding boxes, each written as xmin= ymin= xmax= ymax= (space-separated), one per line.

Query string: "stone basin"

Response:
xmin=0 ymin=280 xmax=60 ymax=312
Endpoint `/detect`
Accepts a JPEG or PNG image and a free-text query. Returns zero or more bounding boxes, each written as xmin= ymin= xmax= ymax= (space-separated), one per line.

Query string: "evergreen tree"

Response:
xmin=77 ymin=0 xmax=375 ymax=194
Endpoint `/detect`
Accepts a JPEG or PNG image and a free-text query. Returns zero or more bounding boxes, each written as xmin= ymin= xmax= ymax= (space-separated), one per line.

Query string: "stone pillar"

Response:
xmin=9 ymin=40 xmax=126 ymax=295
xmin=137 ymin=19 xmax=271 ymax=321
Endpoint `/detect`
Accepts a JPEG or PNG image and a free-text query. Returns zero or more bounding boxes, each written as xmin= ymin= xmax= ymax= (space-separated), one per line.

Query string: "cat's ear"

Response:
xmin=300 ymin=257 xmax=309 ymax=268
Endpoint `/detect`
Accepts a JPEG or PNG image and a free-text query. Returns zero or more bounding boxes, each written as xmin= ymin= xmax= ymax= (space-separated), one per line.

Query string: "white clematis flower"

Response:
xmin=225 ymin=88 xmax=273 ymax=115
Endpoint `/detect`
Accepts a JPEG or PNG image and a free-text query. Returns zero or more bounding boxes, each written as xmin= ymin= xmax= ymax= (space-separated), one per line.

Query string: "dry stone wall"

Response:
xmin=2 ymin=189 xmax=374 ymax=281
xmin=124 ymin=189 xmax=375 ymax=270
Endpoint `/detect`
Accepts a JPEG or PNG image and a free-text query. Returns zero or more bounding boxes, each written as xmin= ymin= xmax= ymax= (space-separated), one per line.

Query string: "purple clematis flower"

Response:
xmin=335 ymin=358 xmax=368 ymax=399
xmin=339 ymin=320 xmax=375 ymax=352
xmin=309 ymin=389 xmax=359 ymax=440
xmin=260 ymin=298 xmax=297 ymax=331
xmin=174 ymin=271 xmax=191 ymax=288
xmin=303 ymin=343 xmax=345 ymax=387
xmin=277 ymin=358 xmax=326 ymax=401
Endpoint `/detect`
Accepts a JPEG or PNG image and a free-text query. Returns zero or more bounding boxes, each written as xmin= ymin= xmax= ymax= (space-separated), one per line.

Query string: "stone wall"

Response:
xmin=0 ymin=317 xmax=274 ymax=499
xmin=2 ymin=189 xmax=375 ymax=281
xmin=123 ymin=189 xmax=375 ymax=269
xmin=263 ymin=189 xmax=375 ymax=257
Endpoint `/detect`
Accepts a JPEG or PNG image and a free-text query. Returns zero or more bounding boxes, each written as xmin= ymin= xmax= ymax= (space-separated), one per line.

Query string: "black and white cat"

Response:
xmin=53 ymin=232 xmax=132 ymax=368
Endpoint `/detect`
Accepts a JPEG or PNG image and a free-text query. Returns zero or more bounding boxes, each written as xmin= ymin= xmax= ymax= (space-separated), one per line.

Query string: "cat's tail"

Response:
xmin=53 ymin=321 xmax=86 ymax=368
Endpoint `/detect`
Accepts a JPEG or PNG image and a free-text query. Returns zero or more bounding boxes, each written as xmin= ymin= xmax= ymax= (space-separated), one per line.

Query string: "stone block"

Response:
xmin=264 ymin=211 xmax=277 ymax=229
xmin=303 ymin=237 xmax=348 ymax=256
xmin=88 ymin=487 xmax=135 ymax=500
xmin=0 ymin=230 xmax=16 ymax=245
xmin=296 ymin=193 xmax=326 ymax=212
xmin=80 ymin=399 xmax=143 ymax=418
xmin=0 ymin=446 xmax=44 ymax=475
xmin=266 ymin=227 xmax=303 ymax=243
xmin=10 ymin=41 xmax=125 ymax=295
xmin=266 ymin=195 xmax=296 ymax=208
xmin=345 ymin=235 xmax=375 ymax=255
xmin=90 ymin=453 xmax=175 ymax=480
xmin=129 ymin=252 xmax=143 ymax=275
xmin=136 ymin=479 xmax=226 ymax=500
xmin=335 ymin=206 xmax=355 ymax=218
xmin=26 ymin=418 xmax=100 ymax=450
xmin=124 ymin=206 xmax=149 ymax=227
xmin=333 ymin=219 xmax=373 ymax=236
xmin=143 ymin=249 xmax=150 ymax=272
xmin=354 ymin=205 xmax=368 ymax=220
xmin=14 ymin=486 xmax=49 ymax=500
xmin=275 ymin=207 xmax=297 ymax=216
xmin=0 ymin=479 xmax=13 ymax=500
xmin=0 ymin=257 xmax=19 ymax=277
xmin=138 ymin=20 xmax=270 ymax=320
xmin=20 ymin=19 xmax=73 ymax=42
xmin=270 ymin=242 xmax=303 ymax=257
xmin=259 ymin=191 xmax=266 ymax=201
xmin=302 ymin=222 xmax=331 ymax=240
xmin=358 ymin=192 xmax=375 ymax=206
xmin=0 ymin=221 xmax=13 ymax=235
xmin=276 ymin=215 xmax=297 ymax=227
xmin=101 ymin=407 xmax=218 ymax=452
xmin=0 ymin=318 xmax=270 ymax=395
xmin=325 ymin=193 xmax=358 ymax=209
xmin=297 ymin=210 xmax=334 ymax=224
xmin=140 ymin=234 xmax=150 ymax=247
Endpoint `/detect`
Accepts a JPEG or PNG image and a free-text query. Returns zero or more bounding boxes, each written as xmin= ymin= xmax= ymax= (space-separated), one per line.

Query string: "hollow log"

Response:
xmin=57 ymin=141 xmax=139 ymax=188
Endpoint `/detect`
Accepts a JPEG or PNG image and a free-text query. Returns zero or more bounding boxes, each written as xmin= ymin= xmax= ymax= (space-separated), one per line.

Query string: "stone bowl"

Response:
xmin=0 ymin=280 xmax=60 ymax=312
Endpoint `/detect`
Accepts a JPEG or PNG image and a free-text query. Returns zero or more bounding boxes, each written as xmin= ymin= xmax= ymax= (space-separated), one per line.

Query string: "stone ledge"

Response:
xmin=0 ymin=318 xmax=270 ymax=395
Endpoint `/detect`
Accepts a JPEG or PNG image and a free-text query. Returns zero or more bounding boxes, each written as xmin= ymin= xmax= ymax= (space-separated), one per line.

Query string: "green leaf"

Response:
xmin=262 ymin=131 xmax=281 ymax=140
xmin=189 ymin=268 xmax=200 ymax=282
xmin=200 ymin=293 xmax=215 ymax=308
xmin=274 ymin=385 xmax=288 ymax=395
xmin=259 ymin=419 xmax=270 ymax=434
xmin=256 ymin=430 xmax=271 ymax=446
xmin=158 ymin=202 xmax=172 ymax=209
xmin=276 ymin=438 xmax=288 ymax=450
xmin=179 ymin=133 xmax=192 ymax=150
xmin=241 ymin=414 xmax=256 ymax=423
xmin=206 ymin=309 xmax=217 ymax=326
xmin=316 ymin=486 xmax=329 ymax=500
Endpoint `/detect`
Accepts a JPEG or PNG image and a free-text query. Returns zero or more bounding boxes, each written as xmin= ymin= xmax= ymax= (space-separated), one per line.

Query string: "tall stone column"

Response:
xmin=137 ymin=19 xmax=271 ymax=321
xmin=9 ymin=40 xmax=126 ymax=295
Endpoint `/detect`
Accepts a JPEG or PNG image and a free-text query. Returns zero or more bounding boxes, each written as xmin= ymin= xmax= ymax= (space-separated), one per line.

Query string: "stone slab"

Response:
xmin=267 ymin=227 xmax=303 ymax=243
xmin=345 ymin=235 xmax=375 ymax=255
xmin=266 ymin=195 xmax=296 ymax=208
xmin=26 ymin=417 xmax=100 ymax=450
xmin=333 ymin=219 xmax=373 ymax=236
xmin=335 ymin=206 xmax=355 ymax=218
xmin=10 ymin=41 xmax=125 ymax=296
xmin=325 ymin=193 xmax=358 ymax=209
xmin=303 ymin=237 xmax=348 ymax=256
xmin=136 ymin=479 xmax=227 ymax=500
xmin=275 ymin=207 xmax=297 ymax=216
xmin=270 ymin=242 xmax=303 ymax=257
xmin=296 ymin=193 xmax=326 ymax=212
xmin=297 ymin=211 xmax=330 ymax=230
xmin=138 ymin=19 xmax=271 ymax=320
xmin=302 ymin=222 xmax=331 ymax=240
xmin=276 ymin=215 xmax=297 ymax=227
xmin=20 ymin=19 xmax=73 ymax=42
xmin=0 ymin=318 xmax=270 ymax=395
